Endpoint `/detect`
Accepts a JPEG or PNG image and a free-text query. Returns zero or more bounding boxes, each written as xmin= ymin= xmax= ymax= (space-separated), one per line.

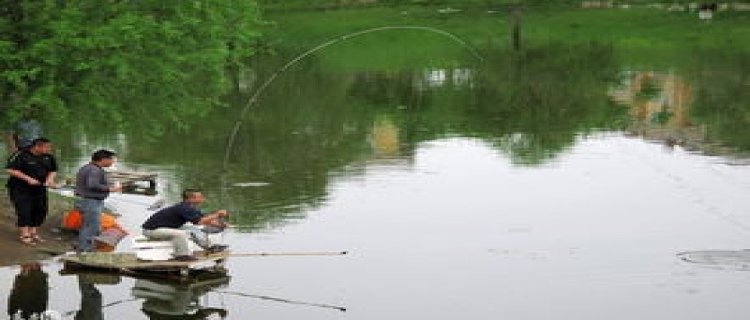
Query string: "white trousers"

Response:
xmin=142 ymin=227 xmax=211 ymax=256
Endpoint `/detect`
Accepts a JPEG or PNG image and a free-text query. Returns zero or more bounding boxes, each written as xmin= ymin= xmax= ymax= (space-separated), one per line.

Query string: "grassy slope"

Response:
xmin=262 ymin=6 xmax=750 ymax=70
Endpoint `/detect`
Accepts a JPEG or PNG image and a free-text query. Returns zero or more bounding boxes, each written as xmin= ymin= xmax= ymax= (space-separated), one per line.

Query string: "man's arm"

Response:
xmin=85 ymin=168 xmax=118 ymax=192
xmin=6 ymin=151 xmax=40 ymax=185
xmin=6 ymin=168 xmax=40 ymax=186
xmin=44 ymin=155 xmax=58 ymax=187
xmin=198 ymin=210 xmax=229 ymax=227
xmin=44 ymin=171 xmax=57 ymax=188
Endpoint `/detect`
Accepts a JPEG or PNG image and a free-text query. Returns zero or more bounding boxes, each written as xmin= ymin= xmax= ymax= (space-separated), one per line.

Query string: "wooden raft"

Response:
xmin=59 ymin=251 xmax=229 ymax=278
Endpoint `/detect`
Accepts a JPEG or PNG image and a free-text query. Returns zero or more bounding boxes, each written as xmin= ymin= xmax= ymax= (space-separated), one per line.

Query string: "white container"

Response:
xmin=132 ymin=235 xmax=176 ymax=261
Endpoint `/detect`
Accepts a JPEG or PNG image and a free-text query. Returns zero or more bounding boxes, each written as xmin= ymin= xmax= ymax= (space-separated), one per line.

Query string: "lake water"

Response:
xmin=3 ymin=7 xmax=750 ymax=320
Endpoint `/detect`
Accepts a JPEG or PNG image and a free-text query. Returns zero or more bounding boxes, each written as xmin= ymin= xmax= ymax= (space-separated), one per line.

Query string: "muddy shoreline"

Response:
xmin=0 ymin=192 xmax=77 ymax=267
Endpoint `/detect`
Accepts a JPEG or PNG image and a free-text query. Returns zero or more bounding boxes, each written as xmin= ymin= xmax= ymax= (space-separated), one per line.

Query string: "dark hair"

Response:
xmin=31 ymin=137 xmax=51 ymax=146
xmin=182 ymin=189 xmax=203 ymax=201
xmin=91 ymin=149 xmax=116 ymax=161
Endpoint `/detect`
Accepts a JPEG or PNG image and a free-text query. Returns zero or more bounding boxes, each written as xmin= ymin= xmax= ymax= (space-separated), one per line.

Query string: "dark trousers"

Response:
xmin=8 ymin=188 xmax=48 ymax=227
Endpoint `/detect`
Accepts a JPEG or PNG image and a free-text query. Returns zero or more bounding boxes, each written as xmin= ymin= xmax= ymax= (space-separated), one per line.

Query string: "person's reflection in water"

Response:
xmin=7 ymin=262 xmax=48 ymax=320
xmin=75 ymin=274 xmax=104 ymax=320
xmin=133 ymin=276 xmax=229 ymax=319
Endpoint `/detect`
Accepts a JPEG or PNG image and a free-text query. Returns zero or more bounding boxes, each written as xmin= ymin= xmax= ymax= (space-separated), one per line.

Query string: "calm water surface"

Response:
xmin=4 ymin=135 xmax=750 ymax=319
xmin=3 ymin=12 xmax=750 ymax=320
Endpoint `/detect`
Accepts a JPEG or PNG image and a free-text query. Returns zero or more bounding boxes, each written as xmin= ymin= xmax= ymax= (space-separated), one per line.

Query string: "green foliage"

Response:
xmin=465 ymin=42 xmax=626 ymax=164
xmin=0 ymin=0 xmax=261 ymax=134
xmin=635 ymin=78 xmax=661 ymax=100
xmin=16 ymin=3 xmax=750 ymax=227
xmin=689 ymin=49 xmax=750 ymax=151
xmin=258 ymin=0 xmax=578 ymax=11
xmin=264 ymin=5 xmax=750 ymax=73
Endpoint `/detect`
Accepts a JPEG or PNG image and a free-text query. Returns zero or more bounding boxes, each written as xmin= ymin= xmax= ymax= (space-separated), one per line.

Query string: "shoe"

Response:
xmin=173 ymin=255 xmax=198 ymax=262
xmin=19 ymin=235 xmax=36 ymax=246
xmin=207 ymin=245 xmax=229 ymax=253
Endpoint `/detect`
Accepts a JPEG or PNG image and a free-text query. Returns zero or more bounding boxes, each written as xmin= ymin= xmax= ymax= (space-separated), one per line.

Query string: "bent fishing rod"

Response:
xmin=223 ymin=25 xmax=485 ymax=168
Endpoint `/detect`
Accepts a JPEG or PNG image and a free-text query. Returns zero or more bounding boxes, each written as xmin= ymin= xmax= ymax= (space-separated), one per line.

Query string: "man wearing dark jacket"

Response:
xmin=75 ymin=149 xmax=122 ymax=252
xmin=5 ymin=138 xmax=57 ymax=246
xmin=142 ymin=189 xmax=229 ymax=261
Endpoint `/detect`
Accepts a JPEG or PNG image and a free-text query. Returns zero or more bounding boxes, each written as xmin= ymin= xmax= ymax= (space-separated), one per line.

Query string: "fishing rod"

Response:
xmin=48 ymin=185 xmax=165 ymax=210
xmin=223 ymin=25 xmax=485 ymax=167
xmin=228 ymin=251 xmax=348 ymax=257
xmin=214 ymin=289 xmax=347 ymax=312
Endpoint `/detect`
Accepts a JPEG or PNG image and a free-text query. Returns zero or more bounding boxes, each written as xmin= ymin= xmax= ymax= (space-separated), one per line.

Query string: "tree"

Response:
xmin=0 ymin=0 xmax=261 ymax=135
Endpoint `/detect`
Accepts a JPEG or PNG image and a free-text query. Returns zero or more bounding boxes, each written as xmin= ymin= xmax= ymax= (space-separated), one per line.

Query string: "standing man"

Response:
xmin=5 ymin=138 xmax=57 ymax=246
xmin=142 ymin=189 xmax=229 ymax=261
xmin=74 ymin=149 xmax=121 ymax=252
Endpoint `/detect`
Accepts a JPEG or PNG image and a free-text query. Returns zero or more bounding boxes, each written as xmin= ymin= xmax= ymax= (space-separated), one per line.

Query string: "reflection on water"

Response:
xmin=133 ymin=275 xmax=229 ymax=319
xmin=678 ymin=250 xmax=750 ymax=271
xmin=31 ymin=41 xmax=750 ymax=232
xmin=75 ymin=274 xmax=104 ymax=320
xmin=420 ymin=68 xmax=474 ymax=89
xmin=1 ymin=6 xmax=750 ymax=319
xmin=610 ymin=70 xmax=693 ymax=128
xmin=63 ymin=272 xmax=229 ymax=320
xmin=3 ymin=134 xmax=750 ymax=319
xmin=8 ymin=263 xmax=48 ymax=320
xmin=609 ymin=69 xmax=747 ymax=157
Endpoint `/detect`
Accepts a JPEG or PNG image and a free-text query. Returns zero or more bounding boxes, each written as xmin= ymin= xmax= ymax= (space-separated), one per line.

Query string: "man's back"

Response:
xmin=142 ymin=202 xmax=202 ymax=230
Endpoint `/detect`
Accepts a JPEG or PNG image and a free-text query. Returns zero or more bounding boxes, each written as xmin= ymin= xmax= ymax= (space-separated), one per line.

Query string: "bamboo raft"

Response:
xmin=59 ymin=251 xmax=229 ymax=279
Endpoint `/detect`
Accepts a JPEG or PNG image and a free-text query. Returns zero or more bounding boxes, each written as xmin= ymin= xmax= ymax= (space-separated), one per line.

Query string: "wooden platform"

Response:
xmin=59 ymin=251 xmax=228 ymax=279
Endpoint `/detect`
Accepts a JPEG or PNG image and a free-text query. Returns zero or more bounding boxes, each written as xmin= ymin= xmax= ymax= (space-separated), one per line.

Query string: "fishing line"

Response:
xmin=61 ymin=298 xmax=139 ymax=317
xmin=223 ymin=25 xmax=484 ymax=167
xmin=214 ymin=289 xmax=346 ymax=312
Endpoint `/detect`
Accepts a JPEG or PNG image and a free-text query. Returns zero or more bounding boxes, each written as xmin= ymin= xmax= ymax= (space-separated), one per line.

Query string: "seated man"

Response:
xmin=142 ymin=189 xmax=229 ymax=261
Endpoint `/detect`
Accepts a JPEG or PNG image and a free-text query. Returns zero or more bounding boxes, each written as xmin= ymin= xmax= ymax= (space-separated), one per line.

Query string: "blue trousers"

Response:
xmin=76 ymin=198 xmax=104 ymax=252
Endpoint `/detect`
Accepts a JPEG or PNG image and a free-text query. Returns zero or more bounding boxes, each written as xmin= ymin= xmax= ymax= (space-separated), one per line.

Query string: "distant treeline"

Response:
xmin=258 ymin=0 xmax=580 ymax=10
xmin=259 ymin=0 xmax=573 ymax=10
xmin=258 ymin=0 xmax=737 ymax=11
